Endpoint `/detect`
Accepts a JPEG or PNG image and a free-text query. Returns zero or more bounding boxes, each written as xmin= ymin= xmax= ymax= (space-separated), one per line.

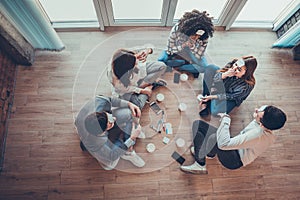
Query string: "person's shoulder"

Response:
xmin=95 ymin=95 xmax=111 ymax=103
xmin=171 ymin=23 xmax=179 ymax=31
xmin=244 ymin=120 xmax=262 ymax=132
xmin=244 ymin=81 xmax=254 ymax=89
xmin=262 ymin=130 xmax=276 ymax=143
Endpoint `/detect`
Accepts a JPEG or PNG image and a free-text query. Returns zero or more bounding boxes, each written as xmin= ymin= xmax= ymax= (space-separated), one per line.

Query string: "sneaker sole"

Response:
xmin=121 ymin=156 xmax=145 ymax=167
xmin=180 ymin=168 xmax=208 ymax=175
xmin=206 ymin=156 xmax=216 ymax=159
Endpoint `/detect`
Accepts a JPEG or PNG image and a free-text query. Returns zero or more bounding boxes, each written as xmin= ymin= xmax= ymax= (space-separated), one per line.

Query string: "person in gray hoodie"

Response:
xmin=75 ymin=95 xmax=145 ymax=170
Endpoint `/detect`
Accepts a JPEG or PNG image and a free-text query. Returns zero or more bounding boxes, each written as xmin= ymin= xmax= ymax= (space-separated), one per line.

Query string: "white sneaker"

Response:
xmin=180 ymin=161 xmax=208 ymax=174
xmin=137 ymin=131 xmax=146 ymax=139
xmin=101 ymin=164 xmax=114 ymax=170
xmin=190 ymin=146 xmax=215 ymax=159
xmin=121 ymin=150 xmax=145 ymax=167
xmin=100 ymin=158 xmax=120 ymax=170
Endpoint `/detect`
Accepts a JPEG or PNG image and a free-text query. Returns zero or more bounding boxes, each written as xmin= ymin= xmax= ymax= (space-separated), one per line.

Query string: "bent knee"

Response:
xmin=210 ymin=109 xmax=219 ymax=116
xmin=207 ymin=64 xmax=220 ymax=71
xmin=158 ymin=61 xmax=167 ymax=71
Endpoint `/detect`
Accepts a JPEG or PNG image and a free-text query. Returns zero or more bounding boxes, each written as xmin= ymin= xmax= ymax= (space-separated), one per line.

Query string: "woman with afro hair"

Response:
xmin=159 ymin=9 xmax=219 ymax=78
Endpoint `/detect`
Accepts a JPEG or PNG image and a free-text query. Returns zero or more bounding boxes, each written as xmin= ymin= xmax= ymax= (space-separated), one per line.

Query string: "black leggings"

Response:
xmin=192 ymin=120 xmax=243 ymax=170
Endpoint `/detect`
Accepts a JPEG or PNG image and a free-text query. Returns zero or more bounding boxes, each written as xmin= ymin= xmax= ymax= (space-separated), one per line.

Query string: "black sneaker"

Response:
xmin=152 ymin=80 xmax=167 ymax=90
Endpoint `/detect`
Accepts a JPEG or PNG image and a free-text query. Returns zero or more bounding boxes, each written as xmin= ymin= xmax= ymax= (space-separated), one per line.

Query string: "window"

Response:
xmin=111 ymin=0 xmax=163 ymax=20
xmin=235 ymin=0 xmax=294 ymax=22
xmin=174 ymin=0 xmax=228 ymax=22
xmin=39 ymin=0 xmax=98 ymax=22
xmin=38 ymin=0 xmax=298 ymax=30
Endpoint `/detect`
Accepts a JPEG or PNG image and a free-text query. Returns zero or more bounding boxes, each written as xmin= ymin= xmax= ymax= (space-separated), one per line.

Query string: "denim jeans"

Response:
xmin=210 ymin=99 xmax=237 ymax=116
xmin=202 ymin=64 xmax=220 ymax=96
xmin=158 ymin=50 xmax=210 ymax=74
xmin=192 ymin=120 xmax=243 ymax=169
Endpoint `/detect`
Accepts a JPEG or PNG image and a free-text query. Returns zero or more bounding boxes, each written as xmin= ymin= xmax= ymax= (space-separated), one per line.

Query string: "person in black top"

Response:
xmin=199 ymin=56 xmax=258 ymax=116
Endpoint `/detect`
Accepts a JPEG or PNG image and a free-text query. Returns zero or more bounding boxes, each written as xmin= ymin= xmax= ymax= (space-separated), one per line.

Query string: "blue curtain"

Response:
xmin=0 ymin=0 xmax=64 ymax=51
xmin=273 ymin=21 xmax=300 ymax=48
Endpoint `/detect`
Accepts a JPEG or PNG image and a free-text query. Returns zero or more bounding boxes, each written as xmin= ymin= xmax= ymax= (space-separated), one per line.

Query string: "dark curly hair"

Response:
xmin=177 ymin=9 xmax=214 ymax=40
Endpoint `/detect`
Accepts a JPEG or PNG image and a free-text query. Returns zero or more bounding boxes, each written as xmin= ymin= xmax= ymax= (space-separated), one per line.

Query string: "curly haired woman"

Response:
xmin=158 ymin=9 xmax=219 ymax=78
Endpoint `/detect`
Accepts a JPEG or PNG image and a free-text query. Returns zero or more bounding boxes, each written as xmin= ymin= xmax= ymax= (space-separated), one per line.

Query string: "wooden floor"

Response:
xmin=0 ymin=27 xmax=300 ymax=199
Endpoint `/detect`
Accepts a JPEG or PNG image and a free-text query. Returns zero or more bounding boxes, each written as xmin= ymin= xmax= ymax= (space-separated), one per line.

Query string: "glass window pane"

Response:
xmin=39 ymin=0 xmax=98 ymax=22
xmin=235 ymin=0 xmax=294 ymax=22
xmin=111 ymin=0 xmax=163 ymax=19
xmin=174 ymin=0 xmax=228 ymax=21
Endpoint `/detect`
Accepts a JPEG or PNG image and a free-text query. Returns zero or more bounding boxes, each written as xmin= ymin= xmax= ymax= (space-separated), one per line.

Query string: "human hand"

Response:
xmin=223 ymin=67 xmax=236 ymax=78
xmin=130 ymin=123 xmax=141 ymax=139
xmin=128 ymin=102 xmax=141 ymax=118
xmin=135 ymin=49 xmax=151 ymax=62
xmin=183 ymin=40 xmax=195 ymax=49
xmin=147 ymin=48 xmax=153 ymax=54
xmin=141 ymin=86 xmax=152 ymax=96
xmin=201 ymin=95 xmax=216 ymax=102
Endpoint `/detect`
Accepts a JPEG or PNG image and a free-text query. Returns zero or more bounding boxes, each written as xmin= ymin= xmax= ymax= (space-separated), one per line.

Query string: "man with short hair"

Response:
xmin=75 ymin=95 xmax=145 ymax=170
xmin=180 ymin=105 xmax=287 ymax=174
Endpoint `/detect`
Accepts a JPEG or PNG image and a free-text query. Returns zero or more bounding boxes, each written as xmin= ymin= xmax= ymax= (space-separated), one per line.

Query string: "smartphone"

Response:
xmin=173 ymin=72 xmax=180 ymax=84
xmin=150 ymin=101 xmax=162 ymax=115
xmin=171 ymin=151 xmax=185 ymax=165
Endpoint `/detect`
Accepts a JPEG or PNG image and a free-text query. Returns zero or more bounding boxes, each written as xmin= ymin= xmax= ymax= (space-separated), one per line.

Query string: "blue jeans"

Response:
xmin=158 ymin=50 xmax=210 ymax=74
xmin=192 ymin=120 xmax=243 ymax=170
xmin=210 ymin=99 xmax=237 ymax=116
xmin=202 ymin=64 xmax=220 ymax=96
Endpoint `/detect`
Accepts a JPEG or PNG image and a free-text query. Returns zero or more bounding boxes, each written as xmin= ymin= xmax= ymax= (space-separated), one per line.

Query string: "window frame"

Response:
xmin=102 ymin=0 xmax=171 ymax=26
xmin=38 ymin=0 xmax=298 ymax=32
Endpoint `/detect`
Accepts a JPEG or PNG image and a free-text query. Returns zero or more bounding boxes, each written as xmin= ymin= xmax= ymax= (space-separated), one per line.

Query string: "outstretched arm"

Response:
xmin=217 ymin=114 xmax=260 ymax=150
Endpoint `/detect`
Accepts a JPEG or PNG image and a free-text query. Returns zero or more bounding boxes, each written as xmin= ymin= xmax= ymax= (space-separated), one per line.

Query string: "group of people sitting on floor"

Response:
xmin=75 ymin=9 xmax=287 ymax=174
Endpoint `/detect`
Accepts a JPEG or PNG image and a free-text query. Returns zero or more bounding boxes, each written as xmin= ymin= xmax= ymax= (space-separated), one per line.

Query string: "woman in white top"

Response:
xmin=180 ymin=105 xmax=287 ymax=174
xmin=108 ymin=48 xmax=167 ymax=109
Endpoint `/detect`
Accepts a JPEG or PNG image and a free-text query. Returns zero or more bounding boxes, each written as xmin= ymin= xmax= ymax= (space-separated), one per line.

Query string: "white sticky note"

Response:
xmin=165 ymin=123 xmax=173 ymax=134
xmin=162 ymin=137 xmax=170 ymax=144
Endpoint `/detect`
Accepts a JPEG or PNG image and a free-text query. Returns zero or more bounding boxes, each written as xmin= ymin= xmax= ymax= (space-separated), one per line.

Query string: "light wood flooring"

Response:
xmin=0 ymin=27 xmax=300 ymax=199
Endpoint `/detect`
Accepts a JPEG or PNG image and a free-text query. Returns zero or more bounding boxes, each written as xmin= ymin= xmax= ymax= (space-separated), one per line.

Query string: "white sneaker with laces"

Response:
xmin=190 ymin=146 xmax=215 ymax=159
xmin=121 ymin=150 xmax=145 ymax=167
xmin=180 ymin=161 xmax=208 ymax=174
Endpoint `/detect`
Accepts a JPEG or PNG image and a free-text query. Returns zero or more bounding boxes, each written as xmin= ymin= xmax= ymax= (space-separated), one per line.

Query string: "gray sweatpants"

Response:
xmin=122 ymin=61 xmax=166 ymax=109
